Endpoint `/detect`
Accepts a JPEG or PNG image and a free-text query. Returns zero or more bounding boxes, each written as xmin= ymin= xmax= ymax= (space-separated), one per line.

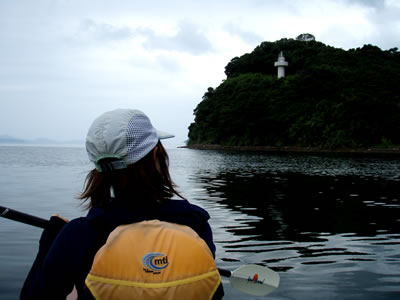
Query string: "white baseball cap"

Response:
xmin=86 ymin=109 xmax=174 ymax=172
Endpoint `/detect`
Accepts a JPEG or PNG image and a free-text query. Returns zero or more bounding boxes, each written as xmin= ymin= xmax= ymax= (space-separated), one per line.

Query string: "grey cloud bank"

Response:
xmin=0 ymin=0 xmax=399 ymax=146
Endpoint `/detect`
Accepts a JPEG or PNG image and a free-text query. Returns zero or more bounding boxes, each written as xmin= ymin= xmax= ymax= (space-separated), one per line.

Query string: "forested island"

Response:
xmin=187 ymin=34 xmax=400 ymax=150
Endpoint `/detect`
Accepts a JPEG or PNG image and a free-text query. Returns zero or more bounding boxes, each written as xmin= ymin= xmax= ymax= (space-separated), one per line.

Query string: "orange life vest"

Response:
xmin=85 ymin=220 xmax=221 ymax=300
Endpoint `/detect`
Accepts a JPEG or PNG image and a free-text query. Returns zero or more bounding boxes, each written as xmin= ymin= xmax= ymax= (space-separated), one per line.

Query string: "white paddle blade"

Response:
xmin=230 ymin=264 xmax=280 ymax=297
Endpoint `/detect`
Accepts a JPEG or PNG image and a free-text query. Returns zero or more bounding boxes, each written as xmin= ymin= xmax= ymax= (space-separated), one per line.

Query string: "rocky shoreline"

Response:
xmin=182 ymin=144 xmax=400 ymax=156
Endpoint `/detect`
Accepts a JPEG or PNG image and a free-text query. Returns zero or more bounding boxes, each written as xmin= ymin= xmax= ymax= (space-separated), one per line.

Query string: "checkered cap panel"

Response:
xmin=126 ymin=114 xmax=158 ymax=164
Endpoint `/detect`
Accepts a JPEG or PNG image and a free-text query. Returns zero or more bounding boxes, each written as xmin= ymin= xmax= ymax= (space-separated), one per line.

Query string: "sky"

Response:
xmin=0 ymin=0 xmax=399 ymax=147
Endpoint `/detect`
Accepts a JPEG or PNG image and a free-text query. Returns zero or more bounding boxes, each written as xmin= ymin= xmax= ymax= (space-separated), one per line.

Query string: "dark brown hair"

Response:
xmin=79 ymin=141 xmax=184 ymax=209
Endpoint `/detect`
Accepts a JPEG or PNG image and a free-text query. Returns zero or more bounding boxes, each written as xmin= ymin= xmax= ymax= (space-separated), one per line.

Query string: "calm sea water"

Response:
xmin=1 ymin=145 xmax=400 ymax=299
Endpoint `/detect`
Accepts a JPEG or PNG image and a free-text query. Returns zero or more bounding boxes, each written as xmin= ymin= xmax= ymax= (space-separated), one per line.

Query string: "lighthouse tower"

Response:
xmin=274 ymin=51 xmax=288 ymax=78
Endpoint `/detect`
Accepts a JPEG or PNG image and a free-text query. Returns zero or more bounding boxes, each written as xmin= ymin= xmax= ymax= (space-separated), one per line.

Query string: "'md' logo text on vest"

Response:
xmin=142 ymin=252 xmax=169 ymax=274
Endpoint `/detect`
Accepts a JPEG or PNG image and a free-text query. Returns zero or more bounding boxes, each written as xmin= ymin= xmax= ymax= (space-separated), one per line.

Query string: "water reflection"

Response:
xmin=169 ymin=149 xmax=400 ymax=299
xmin=201 ymin=172 xmax=400 ymax=238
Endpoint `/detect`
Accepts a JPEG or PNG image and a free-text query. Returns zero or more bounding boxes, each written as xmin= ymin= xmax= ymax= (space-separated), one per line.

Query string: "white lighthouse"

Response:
xmin=274 ymin=51 xmax=288 ymax=78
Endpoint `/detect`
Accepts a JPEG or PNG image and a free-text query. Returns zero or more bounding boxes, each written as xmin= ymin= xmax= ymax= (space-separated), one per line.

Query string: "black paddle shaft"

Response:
xmin=0 ymin=205 xmax=241 ymax=281
xmin=217 ymin=268 xmax=232 ymax=278
xmin=0 ymin=206 xmax=48 ymax=229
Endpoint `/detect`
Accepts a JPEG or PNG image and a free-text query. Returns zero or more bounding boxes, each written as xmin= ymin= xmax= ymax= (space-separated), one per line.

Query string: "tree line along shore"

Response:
xmin=187 ymin=35 xmax=400 ymax=151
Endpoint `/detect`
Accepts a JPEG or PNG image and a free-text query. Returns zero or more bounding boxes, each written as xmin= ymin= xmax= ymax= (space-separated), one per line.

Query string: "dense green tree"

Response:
xmin=188 ymin=37 xmax=400 ymax=148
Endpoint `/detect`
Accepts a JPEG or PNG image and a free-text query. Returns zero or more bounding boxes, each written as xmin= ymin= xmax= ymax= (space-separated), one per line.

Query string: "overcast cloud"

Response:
xmin=0 ymin=0 xmax=399 ymax=146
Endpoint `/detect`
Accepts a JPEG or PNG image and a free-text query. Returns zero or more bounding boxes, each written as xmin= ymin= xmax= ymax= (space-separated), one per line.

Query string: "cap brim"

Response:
xmin=157 ymin=130 xmax=175 ymax=139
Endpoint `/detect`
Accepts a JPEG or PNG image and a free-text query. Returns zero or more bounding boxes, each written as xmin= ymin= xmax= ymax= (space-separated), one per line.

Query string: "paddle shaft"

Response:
xmin=0 ymin=206 xmax=236 ymax=277
xmin=0 ymin=206 xmax=48 ymax=229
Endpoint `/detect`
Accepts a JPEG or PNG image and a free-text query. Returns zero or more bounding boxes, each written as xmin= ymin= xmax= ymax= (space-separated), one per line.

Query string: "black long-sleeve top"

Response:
xmin=20 ymin=199 xmax=219 ymax=299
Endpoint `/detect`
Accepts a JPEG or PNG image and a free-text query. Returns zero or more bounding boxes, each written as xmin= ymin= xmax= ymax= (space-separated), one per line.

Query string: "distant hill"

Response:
xmin=188 ymin=37 xmax=400 ymax=148
xmin=0 ymin=135 xmax=26 ymax=144
xmin=0 ymin=135 xmax=84 ymax=146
